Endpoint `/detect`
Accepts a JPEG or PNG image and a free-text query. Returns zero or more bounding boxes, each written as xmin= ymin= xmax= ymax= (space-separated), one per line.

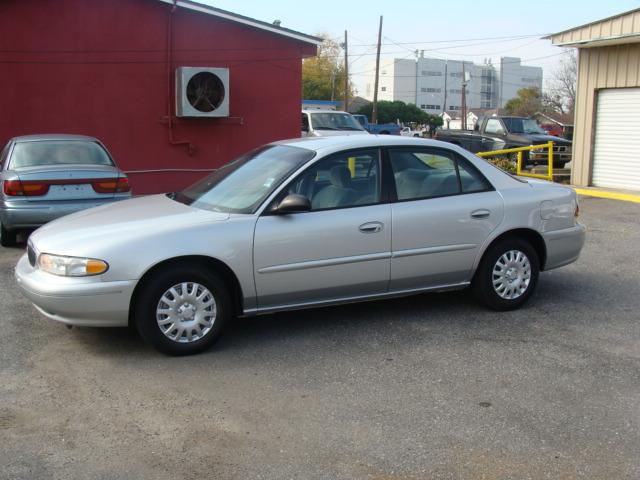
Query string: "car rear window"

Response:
xmin=9 ymin=141 xmax=114 ymax=169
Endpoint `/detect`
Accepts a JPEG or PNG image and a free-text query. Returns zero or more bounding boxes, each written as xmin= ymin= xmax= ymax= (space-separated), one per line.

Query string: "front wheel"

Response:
xmin=472 ymin=239 xmax=539 ymax=311
xmin=134 ymin=265 xmax=232 ymax=355
xmin=0 ymin=222 xmax=17 ymax=247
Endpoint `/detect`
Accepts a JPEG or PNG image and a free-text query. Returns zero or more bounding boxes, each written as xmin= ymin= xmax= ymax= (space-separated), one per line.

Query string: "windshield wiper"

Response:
xmin=314 ymin=127 xmax=339 ymax=130
xmin=339 ymin=127 xmax=364 ymax=130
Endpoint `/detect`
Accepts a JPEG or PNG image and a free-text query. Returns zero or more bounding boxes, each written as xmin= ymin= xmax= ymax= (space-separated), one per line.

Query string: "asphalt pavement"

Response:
xmin=1 ymin=196 xmax=639 ymax=480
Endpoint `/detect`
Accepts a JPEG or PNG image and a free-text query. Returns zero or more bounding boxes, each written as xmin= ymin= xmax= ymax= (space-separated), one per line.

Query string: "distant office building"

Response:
xmin=498 ymin=57 xmax=543 ymax=108
xmin=367 ymin=58 xmax=417 ymax=105
xmin=362 ymin=56 xmax=542 ymax=112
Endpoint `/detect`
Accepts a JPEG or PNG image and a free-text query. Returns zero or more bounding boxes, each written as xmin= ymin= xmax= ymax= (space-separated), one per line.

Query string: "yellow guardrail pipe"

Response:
xmin=476 ymin=141 xmax=554 ymax=182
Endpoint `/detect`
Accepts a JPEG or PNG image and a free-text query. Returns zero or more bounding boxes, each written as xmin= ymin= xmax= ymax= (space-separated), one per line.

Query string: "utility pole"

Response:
xmin=498 ymin=57 xmax=503 ymax=114
xmin=343 ymin=30 xmax=349 ymax=112
xmin=461 ymin=62 xmax=467 ymax=130
xmin=442 ymin=60 xmax=448 ymax=115
xmin=371 ymin=15 xmax=383 ymax=124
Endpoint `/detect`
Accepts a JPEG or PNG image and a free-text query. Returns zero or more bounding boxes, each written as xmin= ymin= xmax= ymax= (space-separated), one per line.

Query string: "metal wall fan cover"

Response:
xmin=176 ymin=67 xmax=230 ymax=117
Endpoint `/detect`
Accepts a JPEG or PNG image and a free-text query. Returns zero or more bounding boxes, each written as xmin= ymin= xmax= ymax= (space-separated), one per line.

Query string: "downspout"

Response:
xmin=166 ymin=1 xmax=194 ymax=154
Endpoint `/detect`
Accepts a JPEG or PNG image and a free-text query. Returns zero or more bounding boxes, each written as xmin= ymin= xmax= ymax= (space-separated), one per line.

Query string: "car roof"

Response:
xmin=272 ymin=135 xmax=447 ymax=153
xmin=302 ymin=110 xmax=353 ymax=115
xmin=11 ymin=134 xmax=100 ymax=143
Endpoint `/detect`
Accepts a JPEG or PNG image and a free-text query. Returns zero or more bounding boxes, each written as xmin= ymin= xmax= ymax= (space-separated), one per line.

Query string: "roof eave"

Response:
xmin=544 ymin=7 xmax=640 ymax=42
xmin=156 ymin=0 xmax=322 ymax=46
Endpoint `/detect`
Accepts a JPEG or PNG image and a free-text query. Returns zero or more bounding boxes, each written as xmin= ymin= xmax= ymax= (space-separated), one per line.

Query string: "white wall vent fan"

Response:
xmin=176 ymin=67 xmax=229 ymax=117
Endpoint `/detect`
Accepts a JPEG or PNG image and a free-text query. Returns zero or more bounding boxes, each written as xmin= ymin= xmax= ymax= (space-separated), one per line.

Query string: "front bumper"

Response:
xmin=542 ymin=223 xmax=586 ymax=270
xmin=15 ymin=254 xmax=135 ymax=327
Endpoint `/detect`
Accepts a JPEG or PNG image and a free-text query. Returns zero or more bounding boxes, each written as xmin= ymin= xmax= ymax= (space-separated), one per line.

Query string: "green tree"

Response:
xmin=302 ymin=35 xmax=353 ymax=102
xmin=424 ymin=113 xmax=443 ymax=136
xmin=504 ymin=87 xmax=543 ymax=116
xmin=356 ymin=100 xmax=430 ymax=124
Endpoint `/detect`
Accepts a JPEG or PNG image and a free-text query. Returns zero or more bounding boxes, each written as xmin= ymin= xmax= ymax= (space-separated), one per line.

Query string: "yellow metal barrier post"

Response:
xmin=477 ymin=142 xmax=555 ymax=182
xmin=546 ymin=141 xmax=554 ymax=182
xmin=347 ymin=157 xmax=356 ymax=177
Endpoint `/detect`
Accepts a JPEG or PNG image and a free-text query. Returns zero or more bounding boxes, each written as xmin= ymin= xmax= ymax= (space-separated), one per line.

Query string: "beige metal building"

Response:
xmin=547 ymin=9 xmax=640 ymax=191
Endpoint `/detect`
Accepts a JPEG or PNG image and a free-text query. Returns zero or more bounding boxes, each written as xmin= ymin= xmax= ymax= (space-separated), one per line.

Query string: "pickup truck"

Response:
xmin=352 ymin=114 xmax=401 ymax=135
xmin=301 ymin=110 xmax=368 ymax=137
xmin=435 ymin=115 xmax=572 ymax=167
xmin=400 ymin=126 xmax=425 ymax=137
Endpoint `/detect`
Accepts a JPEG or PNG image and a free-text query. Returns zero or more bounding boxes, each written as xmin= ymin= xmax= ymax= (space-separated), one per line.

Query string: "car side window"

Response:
xmin=485 ymin=118 xmax=505 ymax=135
xmin=389 ymin=148 xmax=490 ymax=201
xmin=285 ymin=149 xmax=380 ymax=211
xmin=458 ymin=160 xmax=491 ymax=193
xmin=301 ymin=114 xmax=309 ymax=132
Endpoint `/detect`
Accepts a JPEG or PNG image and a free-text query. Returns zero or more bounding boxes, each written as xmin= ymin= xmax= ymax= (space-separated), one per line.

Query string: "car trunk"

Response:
xmin=13 ymin=164 xmax=124 ymax=201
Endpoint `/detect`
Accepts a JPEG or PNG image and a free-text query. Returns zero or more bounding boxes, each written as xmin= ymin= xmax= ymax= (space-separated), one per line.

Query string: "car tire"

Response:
xmin=472 ymin=238 xmax=539 ymax=311
xmin=0 ymin=223 xmax=17 ymax=247
xmin=134 ymin=264 xmax=232 ymax=356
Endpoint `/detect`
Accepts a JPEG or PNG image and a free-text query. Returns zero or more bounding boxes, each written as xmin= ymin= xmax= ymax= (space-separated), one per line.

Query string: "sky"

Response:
xmin=199 ymin=0 xmax=640 ymax=96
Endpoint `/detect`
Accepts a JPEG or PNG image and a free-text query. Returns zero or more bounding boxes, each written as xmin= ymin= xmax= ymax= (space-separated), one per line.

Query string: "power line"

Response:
xmin=349 ymin=33 xmax=548 ymax=47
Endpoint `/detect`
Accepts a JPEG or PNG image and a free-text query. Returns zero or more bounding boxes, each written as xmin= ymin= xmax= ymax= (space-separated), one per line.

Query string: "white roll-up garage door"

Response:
xmin=592 ymin=88 xmax=640 ymax=191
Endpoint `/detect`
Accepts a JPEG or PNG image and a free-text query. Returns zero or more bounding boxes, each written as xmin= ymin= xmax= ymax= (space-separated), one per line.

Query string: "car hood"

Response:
xmin=30 ymin=194 xmax=229 ymax=256
xmin=510 ymin=133 xmax=571 ymax=145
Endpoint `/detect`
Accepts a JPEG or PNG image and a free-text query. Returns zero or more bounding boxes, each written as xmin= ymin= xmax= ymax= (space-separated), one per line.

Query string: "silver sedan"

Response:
xmin=1 ymin=134 xmax=131 ymax=246
xmin=15 ymin=136 xmax=585 ymax=355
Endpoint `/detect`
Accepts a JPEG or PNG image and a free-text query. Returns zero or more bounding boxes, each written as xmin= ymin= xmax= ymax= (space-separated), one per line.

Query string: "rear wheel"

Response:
xmin=0 ymin=223 xmax=17 ymax=247
xmin=134 ymin=265 xmax=231 ymax=355
xmin=472 ymin=238 xmax=539 ymax=311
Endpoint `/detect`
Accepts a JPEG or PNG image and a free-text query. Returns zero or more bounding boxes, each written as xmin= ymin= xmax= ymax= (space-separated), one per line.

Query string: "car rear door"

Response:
xmin=386 ymin=146 xmax=504 ymax=291
xmin=253 ymin=148 xmax=392 ymax=310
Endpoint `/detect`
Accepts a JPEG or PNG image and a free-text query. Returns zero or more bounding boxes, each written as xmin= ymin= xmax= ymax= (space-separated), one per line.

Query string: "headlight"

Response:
xmin=37 ymin=253 xmax=109 ymax=277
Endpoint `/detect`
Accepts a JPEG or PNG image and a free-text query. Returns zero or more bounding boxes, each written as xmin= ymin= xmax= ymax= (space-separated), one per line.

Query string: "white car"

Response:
xmin=16 ymin=136 xmax=585 ymax=356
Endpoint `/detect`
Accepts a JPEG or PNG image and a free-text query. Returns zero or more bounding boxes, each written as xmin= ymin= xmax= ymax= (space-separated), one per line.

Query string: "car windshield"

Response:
xmin=503 ymin=118 xmax=546 ymax=135
xmin=173 ymin=145 xmax=315 ymax=214
xmin=310 ymin=113 xmax=364 ymax=131
xmin=10 ymin=140 xmax=114 ymax=169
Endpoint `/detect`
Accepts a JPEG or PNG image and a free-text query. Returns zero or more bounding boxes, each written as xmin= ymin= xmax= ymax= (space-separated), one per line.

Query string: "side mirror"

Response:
xmin=274 ymin=194 xmax=311 ymax=214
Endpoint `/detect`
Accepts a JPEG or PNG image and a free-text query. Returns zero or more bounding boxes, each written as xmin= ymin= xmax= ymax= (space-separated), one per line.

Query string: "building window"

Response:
xmin=449 ymin=105 xmax=460 ymax=110
xmin=420 ymin=104 xmax=426 ymax=109
xmin=521 ymin=77 xmax=538 ymax=84
xmin=423 ymin=71 xmax=442 ymax=76
xmin=381 ymin=70 xmax=387 ymax=75
xmin=450 ymin=72 xmax=462 ymax=78
xmin=426 ymin=88 xmax=441 ymax=93
xmin=426 ymin=104 xmax=440 ymax=110
xmin=381 ymin=87 xmax=387 ymax=91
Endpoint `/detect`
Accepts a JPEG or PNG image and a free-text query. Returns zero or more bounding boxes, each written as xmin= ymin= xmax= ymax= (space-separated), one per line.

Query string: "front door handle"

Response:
xmin=470 ymin=209 xmax=491 ymax=219
xmin=359 ymin=221 xmax=383 ymax=233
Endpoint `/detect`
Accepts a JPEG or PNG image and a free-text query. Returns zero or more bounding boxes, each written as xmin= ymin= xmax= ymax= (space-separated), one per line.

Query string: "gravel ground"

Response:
xmin=1 ymin=196 xmax=639 ymax=480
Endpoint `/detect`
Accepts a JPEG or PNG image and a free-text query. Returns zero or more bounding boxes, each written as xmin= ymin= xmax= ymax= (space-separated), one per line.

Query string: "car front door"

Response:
xmin=387 ymin=147 xmax=504 ymax=291
xmin=253 ymin=148 xmax=391 ymax=311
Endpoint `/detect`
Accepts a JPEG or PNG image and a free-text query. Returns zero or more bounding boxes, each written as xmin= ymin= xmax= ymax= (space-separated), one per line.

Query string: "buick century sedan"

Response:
xmin=15 ymin=136 xmax=585 ymax=355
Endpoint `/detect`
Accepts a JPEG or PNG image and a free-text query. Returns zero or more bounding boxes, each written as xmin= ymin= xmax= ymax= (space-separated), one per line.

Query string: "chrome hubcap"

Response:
xmin=156 ymin=282 xmax=217 ymax=343
xmin=492 ymin=250 xmax=531 ymax=300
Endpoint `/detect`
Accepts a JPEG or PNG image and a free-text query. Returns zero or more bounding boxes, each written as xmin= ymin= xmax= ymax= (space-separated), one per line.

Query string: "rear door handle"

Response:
xmin=470 ymin=209 xmax=491 ymax=219
xmin=359 ymin=221 xmax=383 ymax=233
